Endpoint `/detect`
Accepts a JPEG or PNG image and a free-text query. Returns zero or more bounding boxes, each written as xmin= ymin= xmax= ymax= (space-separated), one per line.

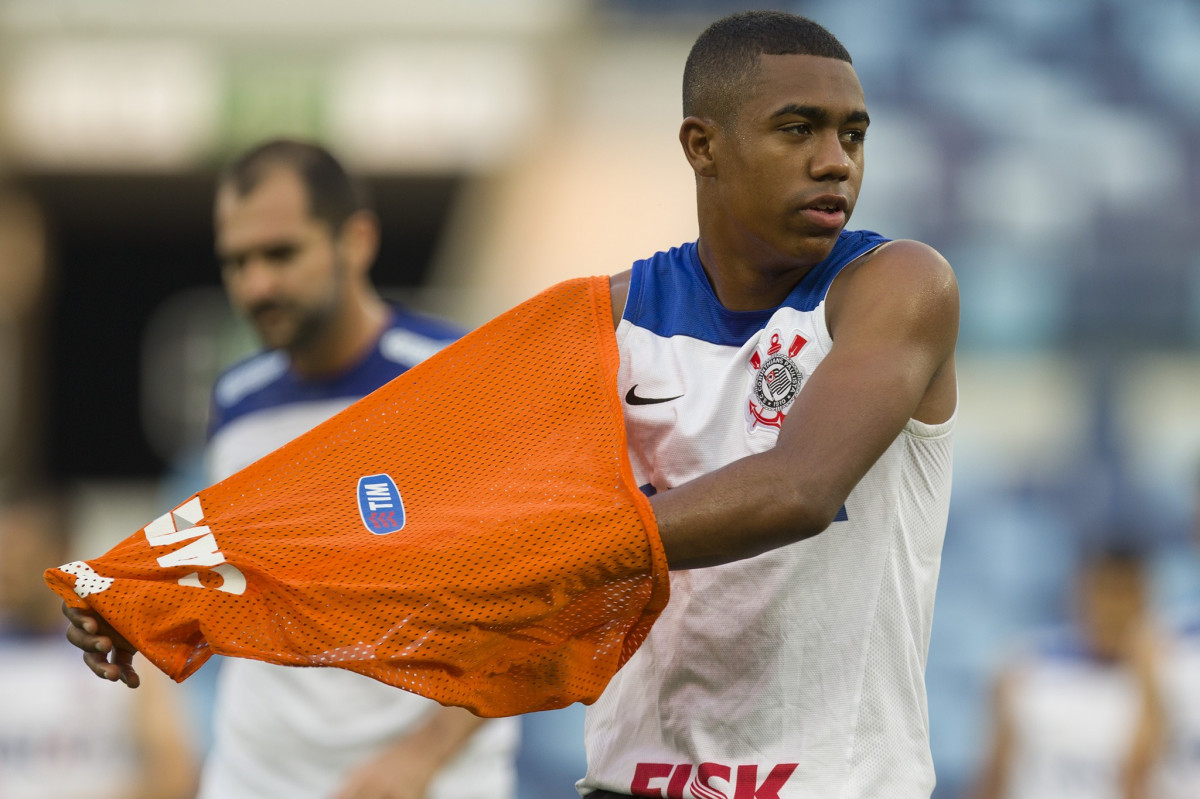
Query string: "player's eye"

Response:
xmin=263 ymin=245 xmax=299 ymax=264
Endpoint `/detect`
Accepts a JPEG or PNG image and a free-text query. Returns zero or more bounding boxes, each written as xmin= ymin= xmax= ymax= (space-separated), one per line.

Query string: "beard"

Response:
xmin=248 ymin=300 xmax=325 ymax=352
xmin=246 ymin=260 xmax=346 ymax=354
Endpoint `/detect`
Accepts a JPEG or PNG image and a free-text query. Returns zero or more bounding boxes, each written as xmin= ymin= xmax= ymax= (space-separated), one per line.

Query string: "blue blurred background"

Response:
xmin=1 ymin=1 xmax=1198 ymax=797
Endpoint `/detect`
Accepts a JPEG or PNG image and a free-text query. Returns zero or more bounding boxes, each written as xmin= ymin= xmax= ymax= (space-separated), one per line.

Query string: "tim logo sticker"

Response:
xmin=357 ymin=474 xmax=405 ymax=534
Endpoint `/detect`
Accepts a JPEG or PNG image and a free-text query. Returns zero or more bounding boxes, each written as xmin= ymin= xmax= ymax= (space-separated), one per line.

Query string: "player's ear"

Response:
xmin=680 ymin=116 xmax=718 ymax=178
xmin=338 ymin=210 xmax=380 ymax=276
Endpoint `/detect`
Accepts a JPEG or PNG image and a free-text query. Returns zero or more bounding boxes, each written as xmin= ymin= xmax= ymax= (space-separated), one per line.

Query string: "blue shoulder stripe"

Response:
xmin=207 ymin=306 xmax=463 ymax=438
xmin=623 ymin=230 xmax=889 ymax=346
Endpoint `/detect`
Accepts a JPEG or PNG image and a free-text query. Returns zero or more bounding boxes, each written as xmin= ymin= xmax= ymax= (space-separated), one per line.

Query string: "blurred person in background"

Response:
xmin=1157 ymin=618 xmax=1200 ymax=798
xmin=971 ymin=541 xmax=1165 ymax=799
xmin=1153 ymin=471 xmax=1200 ymax=798
xmin=188 ymin=138 xmax=518 ymax=799
xmin=0 ymin=488 xmax=197 ymax=799
xmin=0 ymin=188 xmax=51 ymax=494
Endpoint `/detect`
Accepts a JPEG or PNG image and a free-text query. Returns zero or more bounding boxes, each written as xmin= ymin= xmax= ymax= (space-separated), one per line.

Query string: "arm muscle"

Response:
xmin=641 ymin=240 xmax=958 ymax=569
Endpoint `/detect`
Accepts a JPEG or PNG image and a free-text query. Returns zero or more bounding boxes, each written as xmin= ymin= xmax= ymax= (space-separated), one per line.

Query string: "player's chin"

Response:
xmin=784 ymin=229 xmax=843 ymax=263
xmin=252 ymin=321 xmax=297 ymax=351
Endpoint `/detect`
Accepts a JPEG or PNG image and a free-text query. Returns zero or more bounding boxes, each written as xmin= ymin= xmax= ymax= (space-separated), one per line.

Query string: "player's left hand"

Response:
xmin=62 ymin=602 xmax=142 ymax=687
xmin=330 ymin=738 xmax=439 ymax=799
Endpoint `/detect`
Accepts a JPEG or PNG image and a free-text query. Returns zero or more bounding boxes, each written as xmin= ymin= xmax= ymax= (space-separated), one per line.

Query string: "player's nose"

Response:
xmin=809 ymin=132 xmax=851 ymax=181
xmin=234 ymin=257 xmax=282 ymax=304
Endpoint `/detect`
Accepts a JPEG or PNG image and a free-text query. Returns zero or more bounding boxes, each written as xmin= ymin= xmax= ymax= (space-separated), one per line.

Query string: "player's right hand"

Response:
xmin=62 ymin=602 xmax=141 ymax=688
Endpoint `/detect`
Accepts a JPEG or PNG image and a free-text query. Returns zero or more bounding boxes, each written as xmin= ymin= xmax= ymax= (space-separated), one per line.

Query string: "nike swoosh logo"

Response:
xmin=625 ymin=385 xmax=683 ymax=405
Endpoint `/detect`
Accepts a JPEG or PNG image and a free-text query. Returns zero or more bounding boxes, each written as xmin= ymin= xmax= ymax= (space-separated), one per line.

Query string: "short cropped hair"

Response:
xmin=683 ymin=11 xmax=852 ymax=126
xmin=218 ymin=138 xmax=371 ymax=233
xmin=1078 ymin=535 xmax=1147 ymax=575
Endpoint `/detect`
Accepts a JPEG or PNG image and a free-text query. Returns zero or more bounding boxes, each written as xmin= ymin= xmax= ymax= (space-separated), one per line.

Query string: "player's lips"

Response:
xmin=798 ymin=195 xmax=848 ymax=230
xmin=252 ymin=306 xmax=289 ymax=325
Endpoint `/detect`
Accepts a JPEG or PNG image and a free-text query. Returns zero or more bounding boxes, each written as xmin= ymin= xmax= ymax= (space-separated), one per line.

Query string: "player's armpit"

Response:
xmin=651 ymin=239 xmax=958 ymax=569
xmin=609 ymin=270 xmax=632 ymax=329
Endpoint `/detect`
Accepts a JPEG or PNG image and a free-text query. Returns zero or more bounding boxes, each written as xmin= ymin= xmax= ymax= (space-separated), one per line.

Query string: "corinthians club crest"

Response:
xmin=746 ymin=329 xmax=808 ymax=432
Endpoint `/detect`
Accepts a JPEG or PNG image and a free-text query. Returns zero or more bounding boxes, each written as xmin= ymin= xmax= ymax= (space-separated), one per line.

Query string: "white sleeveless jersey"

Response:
xmin=200 ymin=308 xmax=519 ymax=799
xmin=581 ymin=233 xmax=955 ymax=799
xmin=1002 ymin=634 xmax=1142 ymax=799
xmin=0 ymin=633 xmax=143 ymax=799
xmin=1157 ymin=616 xmax=1200 ymax=799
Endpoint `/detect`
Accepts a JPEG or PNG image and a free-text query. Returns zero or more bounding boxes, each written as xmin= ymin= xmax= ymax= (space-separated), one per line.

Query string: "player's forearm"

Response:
xmin=403 ymin=706 xmax=488 ymax=769
xmin=969 ymin=739 xmax=1011 ymax=799
xmin=334 ymin=706 xmax=488 ymax=799
xmin=648 ymin=251 xmax=957 ymax=572
xmin=1121 ymin=637 xmax=1166 ymax=799
xmin=650 ymin=446 xmax=843 ymax=570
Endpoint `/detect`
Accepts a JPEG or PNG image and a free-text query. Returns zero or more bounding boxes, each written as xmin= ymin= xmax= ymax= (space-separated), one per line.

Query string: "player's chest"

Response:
xmin=617 ymin=309 xmax=828 ymax=477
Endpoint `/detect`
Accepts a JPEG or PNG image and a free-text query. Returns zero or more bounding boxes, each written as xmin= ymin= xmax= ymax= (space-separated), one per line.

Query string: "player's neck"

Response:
xmin=288 ymin=289 xmax=390 ymax=380
xmin=696 ymin=237 xmax=818 ymax=311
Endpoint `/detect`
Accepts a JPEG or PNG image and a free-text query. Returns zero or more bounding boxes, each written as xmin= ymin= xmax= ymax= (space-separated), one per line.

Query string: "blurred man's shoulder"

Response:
xmin=212 ymin=350 xmax=290 ymax=413
xmin=380 ymin=305 xmax=465 ymax=368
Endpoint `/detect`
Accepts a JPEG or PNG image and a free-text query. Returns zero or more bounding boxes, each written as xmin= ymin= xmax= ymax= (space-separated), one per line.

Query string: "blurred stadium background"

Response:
xmin=1 ymin=0 xmax=1199 ymax=796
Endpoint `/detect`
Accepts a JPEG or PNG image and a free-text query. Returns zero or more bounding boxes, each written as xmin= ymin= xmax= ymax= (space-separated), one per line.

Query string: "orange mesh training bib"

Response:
xmin=45 ymin=277 xmax=668 ymax=717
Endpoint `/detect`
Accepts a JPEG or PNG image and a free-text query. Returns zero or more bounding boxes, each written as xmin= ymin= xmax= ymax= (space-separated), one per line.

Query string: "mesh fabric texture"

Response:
xmin=45 ymin=276 xmax=668 ymax=717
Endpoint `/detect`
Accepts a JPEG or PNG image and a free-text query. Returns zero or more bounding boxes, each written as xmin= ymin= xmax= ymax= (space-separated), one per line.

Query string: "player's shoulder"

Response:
xmin=608 ymin=241 xmax=698 ymax=329
xmin=390 ymin=304 xmax=465 ymax=341
xmin=379 ymin=305 xmax=465 ymax=369
xmin=211 ymin=349 xmax=290 ymax=413
xmin=849 ymin=238 xmax=956 ymax=290
xmin=1165 ymin=603 xmax=1200 ymax=642
xmin=828 ymin=237 xmax=958 ymax=334
xmin=1008 ymin=625 xmax=1099 ymax=674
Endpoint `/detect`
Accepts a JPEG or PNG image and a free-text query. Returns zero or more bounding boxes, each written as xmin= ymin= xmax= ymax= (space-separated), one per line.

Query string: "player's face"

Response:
xmin=1078 ymin=561 xmax=1144 ymax=659
xmin=215 ymin=168 xmax=344 ymax=353
xmin=713 ymin=54 xmax=868 ymax=267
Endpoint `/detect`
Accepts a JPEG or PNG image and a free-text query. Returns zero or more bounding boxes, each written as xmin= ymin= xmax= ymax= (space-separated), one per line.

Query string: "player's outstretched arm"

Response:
xmin=970 ymin=670 xmax=1016 ymax=799
xmin=63 ymin=602 xmax=142 ymax=687
xmin=625 ymin=239 xmax=959 ymax=569
xmin=1121 ymin=623 xmax=1166 ymax=799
